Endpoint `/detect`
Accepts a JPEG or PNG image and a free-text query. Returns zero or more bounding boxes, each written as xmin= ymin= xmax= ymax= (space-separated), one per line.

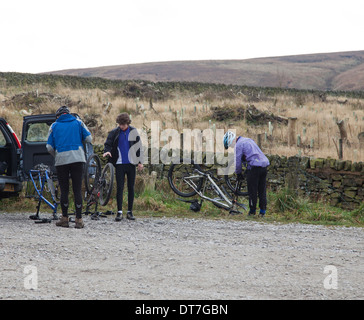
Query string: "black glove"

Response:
xmin=236 ymin=173 xmax=244 ymax=181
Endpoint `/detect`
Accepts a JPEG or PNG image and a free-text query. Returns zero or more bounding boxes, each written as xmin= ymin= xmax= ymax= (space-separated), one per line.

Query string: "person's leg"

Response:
xmin=55 ymin=164 xmax=70 ymax=227
xmin=56 ymin=164 xmax=70 ymax=217
xmin=70 ymin=162 xmax=84 ymax=220
xmin=258 ymin=167 xmax=268 ymax=216
xmin=115 ymin=164 xmax=126 ymax=220
xmin=126 ymin=164 xmax=136 ymax=212
xmin=246 ymin=167 xmax=259 ymax=215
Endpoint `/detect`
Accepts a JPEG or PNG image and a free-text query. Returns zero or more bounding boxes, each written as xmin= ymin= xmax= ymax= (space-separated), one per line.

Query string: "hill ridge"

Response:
xmin=42 ymin=50 xmax=364 ymax=91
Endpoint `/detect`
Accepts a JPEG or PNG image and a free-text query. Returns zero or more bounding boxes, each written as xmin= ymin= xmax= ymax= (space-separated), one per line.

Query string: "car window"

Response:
xmin=26 ymin=123 xmax=50 ymax=142
xmin=0 ymin=129 xmax=6 ymax=147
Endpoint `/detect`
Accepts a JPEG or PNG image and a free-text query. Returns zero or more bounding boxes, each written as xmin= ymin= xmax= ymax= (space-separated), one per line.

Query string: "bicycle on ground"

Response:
xmin=168 ymin=159 xmax=248 ymax=214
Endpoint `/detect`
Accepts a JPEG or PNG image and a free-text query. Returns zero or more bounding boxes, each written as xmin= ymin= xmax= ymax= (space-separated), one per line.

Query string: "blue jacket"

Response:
xmin=104 ymin=125 xmax=144 ymax=166
xmin=46 ymin=114 xmax=92 ymax=166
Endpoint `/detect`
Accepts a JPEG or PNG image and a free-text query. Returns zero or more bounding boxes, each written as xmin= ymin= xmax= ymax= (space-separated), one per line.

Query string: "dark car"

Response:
xmin=0 ymin=114 xmax=56 ymax=199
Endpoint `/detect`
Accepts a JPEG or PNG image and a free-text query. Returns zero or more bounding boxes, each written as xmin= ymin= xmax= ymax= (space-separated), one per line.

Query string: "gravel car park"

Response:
xmin=1 ymin=212 xmax=363 ymax=300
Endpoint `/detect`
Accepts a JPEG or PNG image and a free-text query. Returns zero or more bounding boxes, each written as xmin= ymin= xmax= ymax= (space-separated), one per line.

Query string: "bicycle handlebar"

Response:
xmin=193 ymin=168 xmax=208 ymax=176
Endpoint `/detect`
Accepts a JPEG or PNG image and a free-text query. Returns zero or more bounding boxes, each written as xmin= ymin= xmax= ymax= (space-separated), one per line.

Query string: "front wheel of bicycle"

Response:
xmin=224 ymin=173 xmax=249 ymax=197
xmin=99 ymin=162 xmax=114 ymax=206
xmin=84 ymin=154 xmax=102 ymax=195
xmin=168 ymin=159 xmax=204 ymax=197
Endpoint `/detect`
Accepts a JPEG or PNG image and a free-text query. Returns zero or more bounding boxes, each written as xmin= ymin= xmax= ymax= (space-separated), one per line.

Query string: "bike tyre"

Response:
xmin=99 ymin=162 xmax=114 ymax=206
xmin=84 ymin=154 xmax=102 ymax=195
xmin=168 ymin=159 xmax=203 ymax=197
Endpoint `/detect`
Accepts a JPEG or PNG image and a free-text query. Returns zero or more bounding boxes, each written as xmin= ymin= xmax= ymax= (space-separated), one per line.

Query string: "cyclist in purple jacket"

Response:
xmin=223 ymin=131 xmax=270 ymax=217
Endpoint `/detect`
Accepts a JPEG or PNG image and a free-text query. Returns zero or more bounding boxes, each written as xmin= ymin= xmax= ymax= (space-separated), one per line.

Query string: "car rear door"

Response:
xmin=0 ymin=118 xmax=22 ymax=196
xmin=21 ymin=114 xmax=57 ymax=178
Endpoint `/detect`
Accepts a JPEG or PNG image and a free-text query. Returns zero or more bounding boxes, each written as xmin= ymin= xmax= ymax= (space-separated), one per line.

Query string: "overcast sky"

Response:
xmin=1 ymin=0 xmax=363 ymax=73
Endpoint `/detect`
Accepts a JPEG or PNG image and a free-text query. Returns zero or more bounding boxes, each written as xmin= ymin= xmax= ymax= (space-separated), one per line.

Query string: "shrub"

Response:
xmin=351 ymin=203 xmax=364 ymax=222
xmin=273 ymin=187 xmax=301 ymax=213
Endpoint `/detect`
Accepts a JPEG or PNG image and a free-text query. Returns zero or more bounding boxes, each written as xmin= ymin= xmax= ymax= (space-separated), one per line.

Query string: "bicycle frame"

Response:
xmin=29 ymin=168 xmax=58 ymax=221
xmin=183 ymin=169 xmax=246 ymax=213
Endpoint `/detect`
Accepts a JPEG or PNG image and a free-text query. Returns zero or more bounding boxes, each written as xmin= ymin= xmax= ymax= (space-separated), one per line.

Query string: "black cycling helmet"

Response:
xmin=55 ymin=106 xmax=70 ymax=118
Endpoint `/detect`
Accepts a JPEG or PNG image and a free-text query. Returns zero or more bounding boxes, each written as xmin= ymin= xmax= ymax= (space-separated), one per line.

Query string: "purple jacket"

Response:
xmin=234 ymin=137 xmax=270 ymax=173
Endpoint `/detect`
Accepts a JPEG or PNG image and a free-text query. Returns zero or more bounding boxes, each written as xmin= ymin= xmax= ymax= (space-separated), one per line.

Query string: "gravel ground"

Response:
xmin=0 ymin=212 xmax=363 ymax=300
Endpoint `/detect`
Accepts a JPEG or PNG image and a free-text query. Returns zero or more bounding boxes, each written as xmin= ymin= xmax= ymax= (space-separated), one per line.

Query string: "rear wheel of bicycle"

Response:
xmin=224 ymin=173 xmax=249 ymax=197
xmin=168 ymin=159 xmax=204 ymax=197
xmin=99 ymin=162 xmax=114 ymax=206
xmin=84 ymin=154 xmax=102 ymax=195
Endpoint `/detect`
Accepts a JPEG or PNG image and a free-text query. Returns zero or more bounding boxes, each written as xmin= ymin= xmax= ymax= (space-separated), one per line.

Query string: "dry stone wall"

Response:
xmin=266 ymin=155 xmax=364 ymax=210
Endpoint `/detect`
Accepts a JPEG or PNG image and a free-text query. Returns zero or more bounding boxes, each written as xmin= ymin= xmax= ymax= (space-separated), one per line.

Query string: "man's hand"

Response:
xmin=103 ymin=152 xmax=111 ymax=158
xmin=137 ymin=163 xmax=143 ymax=171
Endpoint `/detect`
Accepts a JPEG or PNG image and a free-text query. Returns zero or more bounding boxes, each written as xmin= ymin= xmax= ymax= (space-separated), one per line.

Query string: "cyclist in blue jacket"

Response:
xmin=223 ymin=131 xmax=269 ymax=217
xmin=46 ymin=106 xmax=92 ymax=228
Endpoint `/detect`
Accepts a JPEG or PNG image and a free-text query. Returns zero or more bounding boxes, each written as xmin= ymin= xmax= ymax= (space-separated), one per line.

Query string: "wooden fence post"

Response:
xmin=288 ymin=117 xmax=297 ymax=147
xmin=257 ymin=133 xmax=263 ymax=148
xmin=337 ymin=120 xmax=348 ymax=141
xmin=338 ymin=138 xmax=343 ymax=160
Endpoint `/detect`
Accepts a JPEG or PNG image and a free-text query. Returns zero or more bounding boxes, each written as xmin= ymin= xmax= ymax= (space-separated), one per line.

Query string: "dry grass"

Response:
xmin=1 ymin=83 xmax=364 ymax=162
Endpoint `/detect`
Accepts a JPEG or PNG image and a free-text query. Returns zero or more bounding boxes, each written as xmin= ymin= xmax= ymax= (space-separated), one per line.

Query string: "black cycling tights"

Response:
xmin=56 ymin=162 xmax=84 ymax=219
xmin=246 ymin=166 xmax=267 ymax=213
xmin=115 ymin=163 xmax=136 ymax=212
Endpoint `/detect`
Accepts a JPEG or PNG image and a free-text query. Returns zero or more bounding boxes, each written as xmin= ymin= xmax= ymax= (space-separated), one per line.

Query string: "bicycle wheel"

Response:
xmin=224 ymin=173 xmax=249 ymax=197
xmin=84 ymin=154 xmax=102 ymax=195
xmin=99 ymin=162 xmax=114 ymax=206
xmin=168 ymin=159 xmax=204 ymax=197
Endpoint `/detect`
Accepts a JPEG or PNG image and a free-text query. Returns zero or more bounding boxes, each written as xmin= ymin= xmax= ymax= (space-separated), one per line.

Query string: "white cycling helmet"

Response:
xmin=223 ymin=131 xmax=236 ymax=149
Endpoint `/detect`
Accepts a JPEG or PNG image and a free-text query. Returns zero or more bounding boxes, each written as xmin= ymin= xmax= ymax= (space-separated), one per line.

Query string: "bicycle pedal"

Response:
xmin=235 ymin=202 xmax=247 ymax=209
xmin=29 ymin=214 xmax=41 ymax=220
xmin=35 ymin=218 xmax=52 ymax=224
xmin=91 ymin=213 xmax=100 ymax=220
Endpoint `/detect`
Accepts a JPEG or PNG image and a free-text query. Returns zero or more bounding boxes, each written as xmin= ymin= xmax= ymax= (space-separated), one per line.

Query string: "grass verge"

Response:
xmin=1 ymin=180 xmax=363 ymax=228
